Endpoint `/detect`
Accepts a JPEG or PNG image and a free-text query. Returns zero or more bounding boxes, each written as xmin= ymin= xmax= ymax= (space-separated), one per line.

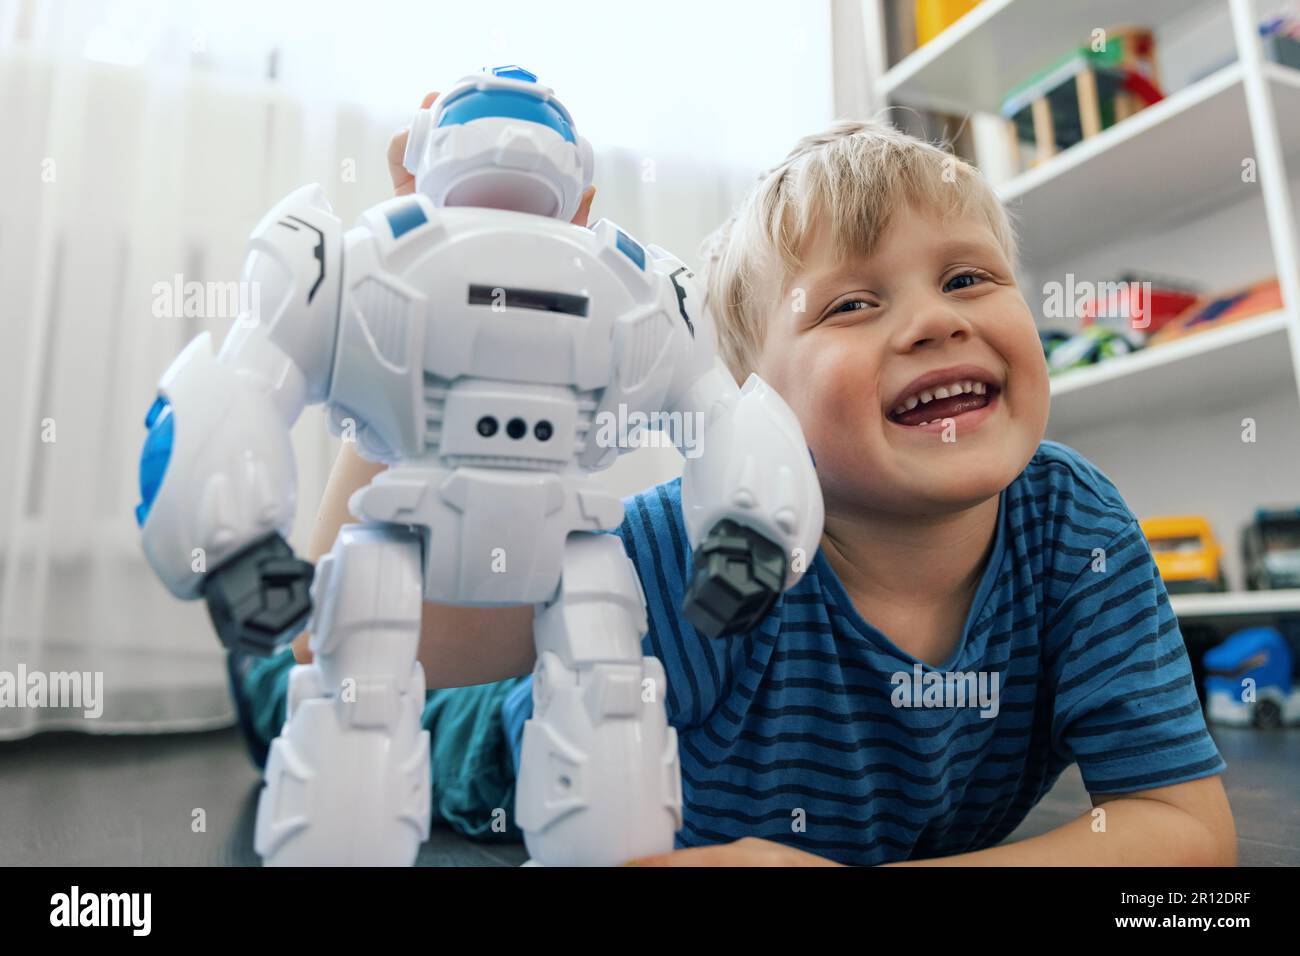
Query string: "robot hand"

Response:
xmin=202 ymin=533 xmax=315 ymax=657
xmin=683 ymin=518 xmax=788 ymax=638
xmin=678 ymin=369 xmax=824 ymax=638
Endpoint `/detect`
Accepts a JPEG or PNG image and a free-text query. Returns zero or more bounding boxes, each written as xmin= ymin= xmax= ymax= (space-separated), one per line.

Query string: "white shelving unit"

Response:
xmin=1046 ymin=308 xmax=1290 ymax=433
xmin=1172 ymin=588 xmax=1300 ymax=619
xmin=865 ymin=0 xmax=1300 ymax=614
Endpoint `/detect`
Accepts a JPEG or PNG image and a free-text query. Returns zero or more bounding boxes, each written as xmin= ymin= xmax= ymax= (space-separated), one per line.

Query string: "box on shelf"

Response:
xmin=1001 ymin=26 xmax=1163 ymax=171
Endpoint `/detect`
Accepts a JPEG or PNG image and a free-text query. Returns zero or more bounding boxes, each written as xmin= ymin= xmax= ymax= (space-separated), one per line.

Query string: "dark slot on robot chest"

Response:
xmin=467 ymin=284 xmax=589 ymax=317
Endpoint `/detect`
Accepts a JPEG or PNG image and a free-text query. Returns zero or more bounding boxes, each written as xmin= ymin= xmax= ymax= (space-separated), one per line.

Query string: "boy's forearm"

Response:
xmin=886 ymin=790 xmax=1236 ymax=867
xmin=416 ymin=602 xmax=536 ymax=688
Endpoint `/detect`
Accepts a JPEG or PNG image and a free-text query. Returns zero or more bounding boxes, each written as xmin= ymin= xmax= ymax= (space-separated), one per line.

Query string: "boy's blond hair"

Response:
xmin=700 ymin=119 xmax=1018 ymax=381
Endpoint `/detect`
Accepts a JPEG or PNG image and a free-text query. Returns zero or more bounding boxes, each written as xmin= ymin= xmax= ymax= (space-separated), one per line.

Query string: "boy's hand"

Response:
xmin=387 ymin=90 xmax=596 ymax=224
xmin=627 ymin=836 xmax=841 ymax=867
xmin=387 ymin=91 xmax=439 ymax=197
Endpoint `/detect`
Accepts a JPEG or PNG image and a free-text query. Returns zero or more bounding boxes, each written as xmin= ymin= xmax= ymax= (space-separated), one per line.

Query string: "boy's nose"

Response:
xmin=894 ymin=296 xmax=973 ymax=351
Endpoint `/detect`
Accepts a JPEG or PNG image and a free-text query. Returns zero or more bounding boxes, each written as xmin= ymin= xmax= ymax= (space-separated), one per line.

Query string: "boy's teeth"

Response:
xmin=897 ymin=379 xmax=992 ymax=411
xmin=890 ymin=377 xmax=999 ymax=424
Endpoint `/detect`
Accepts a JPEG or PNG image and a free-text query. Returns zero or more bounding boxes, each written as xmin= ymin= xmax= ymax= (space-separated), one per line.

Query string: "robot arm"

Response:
xmin=136 ymin=184 xmax=343 ymax=655
xmin=649 ymin=246 xmax=824 ymax=638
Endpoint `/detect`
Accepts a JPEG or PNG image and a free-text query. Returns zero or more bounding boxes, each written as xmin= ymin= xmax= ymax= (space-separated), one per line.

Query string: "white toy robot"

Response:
xmin=135 ymin=66 xmax=823 ymax=866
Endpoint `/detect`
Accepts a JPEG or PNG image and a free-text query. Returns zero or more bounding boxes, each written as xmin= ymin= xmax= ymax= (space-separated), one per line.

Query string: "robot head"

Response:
xmin=403 ymin=65 xmax=594 ymax=221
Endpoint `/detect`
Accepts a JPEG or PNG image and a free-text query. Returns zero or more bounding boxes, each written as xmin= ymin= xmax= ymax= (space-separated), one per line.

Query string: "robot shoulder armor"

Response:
xmin=582 ymin=218 xmax=665 ymax=303
xmin=242 ymin=185 xmax=344 ymax=401
xmin=246 ymin=184 xmax=343 ymax=313
xmin=350 ymin=193 xmax=451 ymax=263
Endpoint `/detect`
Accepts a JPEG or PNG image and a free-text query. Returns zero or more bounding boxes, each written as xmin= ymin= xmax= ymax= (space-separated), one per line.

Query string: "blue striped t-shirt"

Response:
xmin=501 ymin=439 xmax=1226 ymax=865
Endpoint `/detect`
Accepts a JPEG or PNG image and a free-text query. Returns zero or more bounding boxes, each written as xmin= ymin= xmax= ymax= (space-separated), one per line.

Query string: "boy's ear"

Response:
xmin=571 ymin=186 xmax=596 ymax=228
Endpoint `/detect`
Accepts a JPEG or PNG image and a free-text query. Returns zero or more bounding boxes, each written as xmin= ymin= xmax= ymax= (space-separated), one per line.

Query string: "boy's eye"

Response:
xmin=944 ymin=271 xmax=988 ymax=292
xmin=830 ymin=299 xmax=873 ymax=315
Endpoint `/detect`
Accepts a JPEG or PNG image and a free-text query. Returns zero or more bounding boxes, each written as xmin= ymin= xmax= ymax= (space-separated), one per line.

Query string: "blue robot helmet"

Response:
xmin=403 ymin=65 xmax=594 ymax=221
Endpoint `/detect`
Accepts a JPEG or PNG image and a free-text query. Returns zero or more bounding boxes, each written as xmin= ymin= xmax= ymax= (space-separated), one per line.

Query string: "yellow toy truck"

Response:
xmin=1140 ymin=516 xmax=1227 ymax=594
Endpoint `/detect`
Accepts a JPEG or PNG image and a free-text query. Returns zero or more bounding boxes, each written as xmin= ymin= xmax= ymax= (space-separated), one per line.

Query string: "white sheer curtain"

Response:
xmin=0 ymin=0 xmax=834 ymax=738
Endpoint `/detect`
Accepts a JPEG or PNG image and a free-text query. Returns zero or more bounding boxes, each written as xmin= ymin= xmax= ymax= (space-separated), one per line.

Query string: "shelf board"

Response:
xmin=1001 ymin=62 xmax=1300 ymax=268
xmin=879 ymin=0 xmax=1220 ymax=114
xmin=1171 ymin=588 xmax=1300 ymax=619
xmin=1045 ymin=309 xmax=1292 ymax=436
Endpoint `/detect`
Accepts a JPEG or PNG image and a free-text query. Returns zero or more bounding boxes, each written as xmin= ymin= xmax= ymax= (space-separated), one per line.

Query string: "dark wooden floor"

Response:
xmin=1 ymin=724 xmax=1295 ymax=865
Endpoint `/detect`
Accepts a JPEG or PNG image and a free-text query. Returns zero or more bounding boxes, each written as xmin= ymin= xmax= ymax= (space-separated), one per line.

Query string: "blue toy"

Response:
xmin=1203 ymin=626 xmax=1300 ymax=728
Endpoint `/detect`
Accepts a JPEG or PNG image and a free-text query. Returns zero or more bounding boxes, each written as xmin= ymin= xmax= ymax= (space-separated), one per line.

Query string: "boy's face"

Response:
xmin=755 ymin=204 xmax=1048 ymax=516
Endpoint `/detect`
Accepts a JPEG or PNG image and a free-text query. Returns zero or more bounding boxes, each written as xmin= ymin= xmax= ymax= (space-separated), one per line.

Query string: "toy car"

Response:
xmin=1203 ymin=626 xmax=1300 ymax=727
xmin=1243 ymin=507 xmax=1300 ymax=590
xmin=1046 ymin=325 xmax=1140 ymax=374
xmin=1140 ymin=515 xmax=1226 ymax=594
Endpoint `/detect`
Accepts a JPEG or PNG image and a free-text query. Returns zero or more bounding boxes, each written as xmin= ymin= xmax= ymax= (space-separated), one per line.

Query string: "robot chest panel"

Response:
xmin=382 ymin=222 xmax=627 ymax=390
xmin=331 ymin=208 xmax=666 ymax=464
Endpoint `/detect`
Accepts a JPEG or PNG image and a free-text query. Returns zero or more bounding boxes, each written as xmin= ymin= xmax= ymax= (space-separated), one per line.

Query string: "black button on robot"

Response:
xmin=534 ymin=420 xmax=553 ymax=441
xmin=506 ymin=417 xmax=527 ymax=439
xmin=476 ymin=416 xmax=498 ymax=437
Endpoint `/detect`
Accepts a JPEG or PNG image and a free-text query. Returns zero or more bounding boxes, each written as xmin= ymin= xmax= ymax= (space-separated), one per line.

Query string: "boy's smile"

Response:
xmin=756 ymin=203 xmax=1048 ymax=515
xmin=884 ymin=362 xmax=1002 ymax=431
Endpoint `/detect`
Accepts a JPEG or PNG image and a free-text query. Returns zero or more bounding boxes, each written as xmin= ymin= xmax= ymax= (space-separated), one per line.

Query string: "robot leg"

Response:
xmin=254 ymin=523 xmax=431 ymax=866
xmin=515 ymin=532 xmax=683 ymax=865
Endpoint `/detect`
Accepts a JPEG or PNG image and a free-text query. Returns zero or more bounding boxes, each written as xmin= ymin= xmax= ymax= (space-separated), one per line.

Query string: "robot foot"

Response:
xmin=254 ymin=660 xmax=431 ymax=865
xmin=515 ymin=533 xmax=683 ymax=866
xmin=251 ymin=523 xmax=430 ymax=865
xmin=516 ymin=675 xmax=681 ymax=867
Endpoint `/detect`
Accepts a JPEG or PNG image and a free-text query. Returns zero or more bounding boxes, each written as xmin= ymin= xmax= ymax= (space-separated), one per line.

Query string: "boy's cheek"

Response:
xmin=1025 ymin=364 xmax=1051 ymax=435
xmin=1005 ymin=328 xmax=1052 ymax=433
xmin=760 ymin=337 xmax=870 ymax=430
xmin=814 ymin=437 xmax=901 ymax=510
xmin=786 ymin=364 xmax=902 ymax=499
xmin=981 ymin=304 xmax=1050 ymax=431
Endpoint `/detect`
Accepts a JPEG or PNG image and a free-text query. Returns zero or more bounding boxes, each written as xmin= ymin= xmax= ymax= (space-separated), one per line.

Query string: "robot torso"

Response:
xmin=323 ymin=193 xmax=688 ymax=605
